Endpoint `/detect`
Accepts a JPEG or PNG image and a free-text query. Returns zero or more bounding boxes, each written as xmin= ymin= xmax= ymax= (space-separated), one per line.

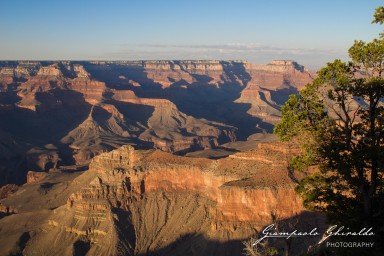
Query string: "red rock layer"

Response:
xmin=65 ymin=145 xmax=307 ymax=245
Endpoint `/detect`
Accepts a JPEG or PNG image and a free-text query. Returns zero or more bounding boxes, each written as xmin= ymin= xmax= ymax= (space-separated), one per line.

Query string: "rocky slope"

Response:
xmin=0 ymin=144 xmax=323 ymax=256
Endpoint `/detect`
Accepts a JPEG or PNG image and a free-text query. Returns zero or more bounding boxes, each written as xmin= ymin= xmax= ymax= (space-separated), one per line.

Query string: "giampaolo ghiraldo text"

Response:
xmin=252 ymin=224 xmax=375 ymax=246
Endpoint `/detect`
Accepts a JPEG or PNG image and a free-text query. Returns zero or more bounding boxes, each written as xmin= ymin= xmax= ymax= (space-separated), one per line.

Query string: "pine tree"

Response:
xmin=274 ymin=6 xmax=384 ymax=255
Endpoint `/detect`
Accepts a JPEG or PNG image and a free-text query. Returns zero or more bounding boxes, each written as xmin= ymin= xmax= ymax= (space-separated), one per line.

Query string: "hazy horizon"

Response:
xmin=1 ymin=0 xmax=382 ymax=69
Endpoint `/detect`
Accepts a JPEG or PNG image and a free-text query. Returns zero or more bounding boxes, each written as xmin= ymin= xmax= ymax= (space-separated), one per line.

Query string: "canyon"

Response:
xmin=0 ymin=60 xmax=319 ymax=255
xmin=0 ymin=60 xmax=313 ymax=185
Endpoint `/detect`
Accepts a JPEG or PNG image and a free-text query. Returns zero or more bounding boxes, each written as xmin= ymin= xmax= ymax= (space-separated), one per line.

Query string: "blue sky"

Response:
xmin=0 ymin=0 xmax=382 ymax=69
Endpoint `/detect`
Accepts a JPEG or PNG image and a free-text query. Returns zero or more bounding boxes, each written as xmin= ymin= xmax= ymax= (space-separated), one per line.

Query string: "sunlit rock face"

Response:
xmin=20 ymin=144 xmax=310 ymax=255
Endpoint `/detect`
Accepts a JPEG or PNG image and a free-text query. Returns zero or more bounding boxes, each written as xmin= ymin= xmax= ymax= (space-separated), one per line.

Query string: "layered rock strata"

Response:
xmin=0 ymin=143 xmax=321 ymax=255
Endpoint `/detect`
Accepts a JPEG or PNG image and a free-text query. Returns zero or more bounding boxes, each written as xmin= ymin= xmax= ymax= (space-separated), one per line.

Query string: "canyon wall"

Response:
xmin=0 ymin=143 xmax=322 ymax=255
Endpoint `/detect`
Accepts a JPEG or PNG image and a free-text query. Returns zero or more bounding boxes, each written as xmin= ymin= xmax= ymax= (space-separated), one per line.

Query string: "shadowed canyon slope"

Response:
xmin=0 ymin=60 xmax=313 ymax=185
xmin=0 ymin=144 xmax=324 ymax=256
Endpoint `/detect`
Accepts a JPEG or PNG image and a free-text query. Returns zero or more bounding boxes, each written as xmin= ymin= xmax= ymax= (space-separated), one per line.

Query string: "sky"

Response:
xmin=0 ymin=0 xmax=382 ymax=69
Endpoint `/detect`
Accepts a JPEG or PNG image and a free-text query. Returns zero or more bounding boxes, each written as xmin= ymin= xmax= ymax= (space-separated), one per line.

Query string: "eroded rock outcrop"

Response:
xmin=111 ymin=90 xmax=237 ymax=153
xmin=0 ymin=184 xmax=18 ymax=200
xmin=36 ymin=65 xmax=64 ymax=77
xmin=26 ymin=146 xmax=60 ymax=172
xmin=26 ymin=171 xmax=47 ymax=184
xmin=5 ymin=144 xmax=312 ymax=255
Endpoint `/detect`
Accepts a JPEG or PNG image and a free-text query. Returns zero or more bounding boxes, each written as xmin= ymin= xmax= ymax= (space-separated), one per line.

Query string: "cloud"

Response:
xmin=98 ymin=42 xmax=348 ymax=70
xmin=135 ymin=43 xmax=337 ymax=56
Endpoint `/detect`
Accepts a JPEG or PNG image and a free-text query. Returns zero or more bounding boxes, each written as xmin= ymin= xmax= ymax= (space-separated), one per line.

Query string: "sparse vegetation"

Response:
xmin=242 ymin=233 xmax=278 ymax=256
xmin=243 ymin=212 xmax=301 ymax=256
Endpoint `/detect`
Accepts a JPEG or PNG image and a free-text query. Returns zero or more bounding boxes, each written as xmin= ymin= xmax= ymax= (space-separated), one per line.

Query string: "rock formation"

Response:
xmin=0 ymin=144 xmax=323 ymax=255
xmin=26 ymin=171 xmax=47 ymax=184
xmin=0 ymin=184 xmax=18 ymax=200
xmin=112 ymin=90 xmax=237 ymax=153
xmin=236 ymin=60 xmax=315 ymax=124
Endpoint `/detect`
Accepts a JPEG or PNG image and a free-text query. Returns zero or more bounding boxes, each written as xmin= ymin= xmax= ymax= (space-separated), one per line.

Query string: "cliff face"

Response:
xmin=248 ymin=60 xmax=308 ymax=73
xmin=142 ymin=60 xmax=241 ymax=88
xmin=236 ymin=60 xmax=314 ymax=124
xmin=0 ymin=144 xmax=318 ymax=256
